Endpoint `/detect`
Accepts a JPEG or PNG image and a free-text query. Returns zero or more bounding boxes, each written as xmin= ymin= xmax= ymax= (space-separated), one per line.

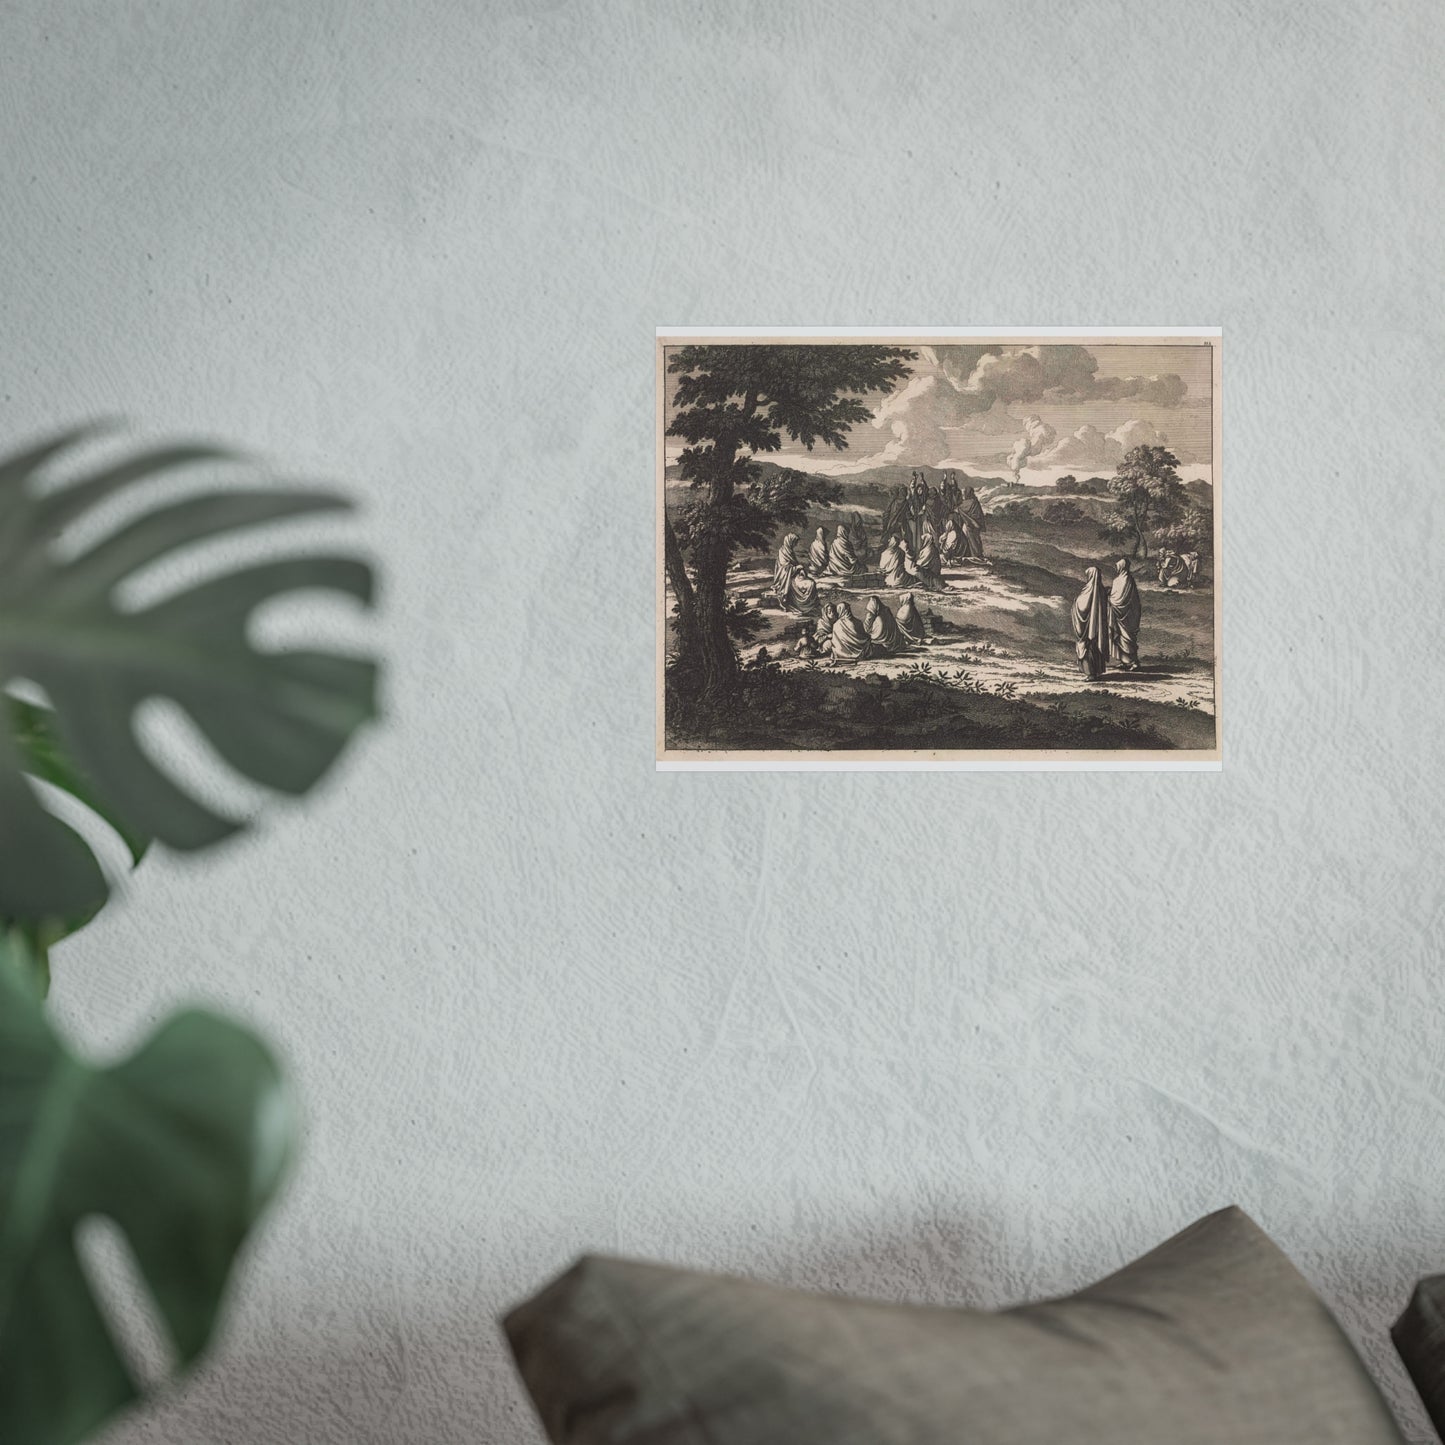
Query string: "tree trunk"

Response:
xmin=686 ymin=392 xmax=757 ymax=704
xmin=694 ymin=532 xmax=738 ymax=700
xmin=663 ymin=514 xmax=698 ymax=663
xmin=1133 ymin=500 xmax=1149 ymax=559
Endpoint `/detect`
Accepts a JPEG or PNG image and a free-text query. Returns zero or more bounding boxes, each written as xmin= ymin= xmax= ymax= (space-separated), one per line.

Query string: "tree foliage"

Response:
xmin=671 ymin=466 xmax=843 ymax=557
xmin=1042 ymin=499 xmax=1084 ymax=524
xmin=1156 ymin=504 xmax=1213 ymax=555
xmin=668 ymin=345 xmax=915 ymax=470
xmin=664 ymin=345 xmax=915 ymax=698
xmin=723 ymin=595 xmax=769 ymax=645
xmin=1105 ymin=445 xmax=1184 ymax=558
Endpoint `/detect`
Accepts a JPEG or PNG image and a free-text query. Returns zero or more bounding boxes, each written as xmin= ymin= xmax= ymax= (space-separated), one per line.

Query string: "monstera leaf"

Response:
xmin=5 ymin=698 xmax=152 ymax=995
xmin=0 ymin=425 xmax=377 ymax=925
xmin=0 ymin=935 xmax=294 ymax=1445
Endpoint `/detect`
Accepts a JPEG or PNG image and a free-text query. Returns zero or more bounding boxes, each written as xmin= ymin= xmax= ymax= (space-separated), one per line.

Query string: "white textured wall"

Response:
xmin=6 ymin=2 xmax=1443 ymax=1441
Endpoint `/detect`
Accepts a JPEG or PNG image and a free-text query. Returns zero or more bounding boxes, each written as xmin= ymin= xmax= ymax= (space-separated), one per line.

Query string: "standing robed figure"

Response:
xmin=881 ymin=485 xmax=908 ymax=545
xmin=1071 ymin=566 xmax=1110 ymax=680
xmin=959 ymin=486 xmax=986 ymax=559
xmin=1109 ymin=557 xmax=1142 ymax=671
xmin=904 ymin=475 xmax=931 ymax=554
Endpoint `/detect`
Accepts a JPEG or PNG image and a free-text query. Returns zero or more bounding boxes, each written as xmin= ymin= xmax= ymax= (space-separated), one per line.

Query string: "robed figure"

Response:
xmin=958 ymin=486 xmax=986 ymax=559
xmin=1157 ymin=549 xmax=1199 ymax=589
xmin=830 ymin=601 xmax=873 ymax=662
xmin=882 ymin=486 xmax=908 ymax=543
xmin=901 ymin=536 xmax=944 ymax=592
xmin=811 ymin=603 xmax=838 ymax=657
xmin=903 ymin=476 xmax=931 ymax=554
xmin=772 ymin=534 xmax=820 ymax=617
xmin=1071 ymin=566 xmax=1110 ymax=680
xmin=907 ymin=491 xmax=930 ymax=551
xmin=896 ymin=593 xmax=927 ymax=646
xmin=864 ymin=596 xmax=906 ymax=655
xmin=926 ymin=487 xmax=949 ymax=531
xmin=938 ymin=514 xmax=966 ymax=563
xmin=1109 ymin=557 xmax=1142 ymax=670
xmin=878 ymin=535 xmax=908 ymax=589
xmin=808 ymin=526 xmax=830 ymax=573
xmin=792 ymin=627 xmax=824 ymax=660
xmin=848 ymin=512 xmax=869 ymax=562
xmin=914 ymin=520 xmax=944 ymax=588
xmin=941 ymin=472 xmax=964 ymax=516
xmin=827 ymin=523 xmax=860 ymax=577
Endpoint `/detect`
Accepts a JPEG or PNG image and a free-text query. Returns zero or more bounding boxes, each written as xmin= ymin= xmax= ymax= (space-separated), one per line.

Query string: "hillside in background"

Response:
xmin=665 ymin=458 xmax=1213 ymax=524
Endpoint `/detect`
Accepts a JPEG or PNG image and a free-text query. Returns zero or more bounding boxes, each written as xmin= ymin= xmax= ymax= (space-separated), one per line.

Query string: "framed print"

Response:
xmin=658 ymin=328 xmax=1221 ymax=771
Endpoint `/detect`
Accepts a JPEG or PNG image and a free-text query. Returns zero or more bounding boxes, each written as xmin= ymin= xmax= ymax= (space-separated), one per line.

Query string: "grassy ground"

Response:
xmin=664 ymin=500 xmax=1217 ymax=755
xmin=667 ymin=662 xmax=1204 ymax=753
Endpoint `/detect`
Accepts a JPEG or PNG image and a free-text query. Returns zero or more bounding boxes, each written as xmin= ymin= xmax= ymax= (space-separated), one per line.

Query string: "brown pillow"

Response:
xmin=504 ymin=1206 xmax=1405 ymax=1445
xmin=1394 ymin=1274 xmax=1445 ymax=1441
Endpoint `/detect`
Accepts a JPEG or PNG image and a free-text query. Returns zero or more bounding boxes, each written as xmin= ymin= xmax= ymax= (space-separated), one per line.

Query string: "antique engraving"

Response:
xmin=659 ymin=331 xmax=1220 ymax=766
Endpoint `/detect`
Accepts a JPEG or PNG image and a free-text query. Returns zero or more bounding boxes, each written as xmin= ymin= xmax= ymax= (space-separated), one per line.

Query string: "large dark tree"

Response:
xmin=664 ymin=345 xmax=915 ymax=700
xmin=1105 ymin=444 xmax=1184 ymax=559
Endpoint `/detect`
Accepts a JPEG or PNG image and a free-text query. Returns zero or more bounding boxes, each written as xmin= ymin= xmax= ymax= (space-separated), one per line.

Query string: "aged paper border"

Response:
xmin=656 ymin=328 xmax=1222 ymax=772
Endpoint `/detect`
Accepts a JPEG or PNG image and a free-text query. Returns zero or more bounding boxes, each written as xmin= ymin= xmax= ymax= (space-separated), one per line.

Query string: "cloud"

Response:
xmin=841 ymin=363 xmax=995 ymax=469
xmin=1107 ymin=418 xmax=1171 ymax=454
xmin=939 ymin=344 xmax=1189 ymax=409
xmin=962 ymin=347 xmax=1096 ymax=405
xmin=1093 ymin=372 xmax=1188 ymax=405
xmin=955 ymin=397 xmax=1025 ymax=435
xmin=1030 ymin=424 xmax=1116 ymax=469
xmin=861 ymin=372 xmax=952 ymax=468
xmin=859 ymin=345 xmax=1191 ymax=466
xmin=1025 ymin=417 xmax=1171 ymax=470
xmin=779 ymin=345 xmax=1191 ymax=473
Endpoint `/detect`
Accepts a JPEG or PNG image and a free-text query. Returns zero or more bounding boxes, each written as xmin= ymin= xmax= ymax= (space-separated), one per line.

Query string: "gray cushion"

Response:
xmin=1393 ymin=1275 xmax=1445 ymax=1441
xmin=504 ymin=1206 xmax=1404 ymax=1444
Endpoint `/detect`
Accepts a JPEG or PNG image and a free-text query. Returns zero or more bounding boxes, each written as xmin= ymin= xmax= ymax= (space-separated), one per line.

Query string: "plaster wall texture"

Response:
xmin=2 ymin=2 xmax=1442 ymax=1441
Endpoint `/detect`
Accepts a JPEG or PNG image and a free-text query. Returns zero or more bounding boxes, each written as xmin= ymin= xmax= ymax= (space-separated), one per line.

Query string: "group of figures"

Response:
xmin=1071 ymin=559 xmax=1143 ymax=678
xmin=882 ymin=471 xmax=987 ymax=563
xmin=792 ymin=594 xmax=928 ymax=664
xmin=772 ymin=473 xmax=992 ymax=617
xmin=767 ymin=475 xmax=1154 ymax=682
xmin=802 ymin=516 xmax=872 ymax=581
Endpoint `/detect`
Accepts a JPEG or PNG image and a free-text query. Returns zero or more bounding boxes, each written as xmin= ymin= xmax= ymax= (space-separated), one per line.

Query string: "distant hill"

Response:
xmin=663 ymin=459 xmax=1212 ymax=525
xmin=666 ymin=459 xmax=1032 ymax=515
xmin=664 ymin=459 xmax=985 ymax=489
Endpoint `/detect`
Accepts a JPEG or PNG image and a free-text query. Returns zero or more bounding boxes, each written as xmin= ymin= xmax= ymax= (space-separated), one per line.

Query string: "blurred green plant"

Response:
xmin=0 ymin=426 xmax=379 ymax=1445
